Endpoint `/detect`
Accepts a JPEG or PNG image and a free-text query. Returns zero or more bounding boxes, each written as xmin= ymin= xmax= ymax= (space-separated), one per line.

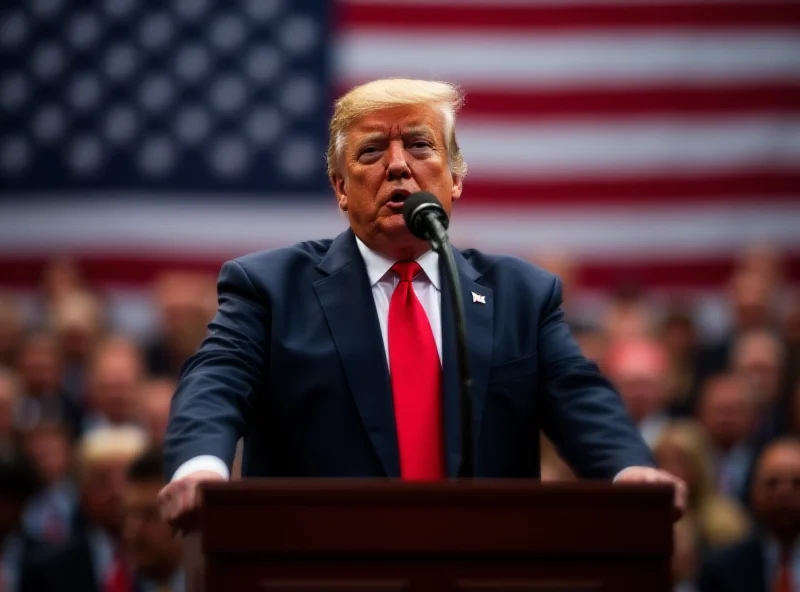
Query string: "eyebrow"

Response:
xmin=352 ymin=126 xmax=437 ymax=151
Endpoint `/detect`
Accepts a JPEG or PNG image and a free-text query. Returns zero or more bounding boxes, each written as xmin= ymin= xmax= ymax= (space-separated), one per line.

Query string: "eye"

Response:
xmin=409 ymin=140 xmax=431 ymax=149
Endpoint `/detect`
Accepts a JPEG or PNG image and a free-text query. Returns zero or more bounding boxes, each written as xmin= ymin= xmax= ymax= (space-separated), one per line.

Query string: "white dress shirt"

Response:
xmin=172 ymin=238 xmax=442 ymax=481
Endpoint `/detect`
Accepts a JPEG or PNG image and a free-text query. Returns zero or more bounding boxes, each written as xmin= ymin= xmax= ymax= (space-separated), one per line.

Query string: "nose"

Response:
xmin=386 ymin=140 xmax=410 ymax=181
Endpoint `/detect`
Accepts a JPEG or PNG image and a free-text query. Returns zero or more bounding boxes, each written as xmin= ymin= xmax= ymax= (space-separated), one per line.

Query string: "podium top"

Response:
xmin=194 ymin=480 xmax=674 ymax=556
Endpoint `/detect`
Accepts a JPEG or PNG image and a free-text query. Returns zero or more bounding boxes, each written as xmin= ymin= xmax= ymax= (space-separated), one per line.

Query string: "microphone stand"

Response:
xmin=425 ymin=217 xmax=474 ymax=479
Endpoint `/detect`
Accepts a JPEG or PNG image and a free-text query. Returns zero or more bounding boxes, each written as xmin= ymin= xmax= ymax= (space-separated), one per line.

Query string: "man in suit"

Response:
xmin=158 ymin=78 xmax=687 ymax=525
xmin=697 ymin=436 xmax=800 ymax=592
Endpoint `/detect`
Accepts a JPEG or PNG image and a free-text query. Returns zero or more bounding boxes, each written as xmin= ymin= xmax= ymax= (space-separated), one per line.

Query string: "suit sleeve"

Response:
xmin=163 ymin=259 xmax=268 ymax=480
xmin=537 ymin=276 xmax=655 ymax=478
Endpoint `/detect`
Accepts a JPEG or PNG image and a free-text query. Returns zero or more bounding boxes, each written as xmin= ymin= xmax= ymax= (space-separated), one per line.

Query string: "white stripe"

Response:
xmin=336 ymin=31 xmax=800 ymax=88
xmin=0 ymin=199 xmax=797 ymax=260
xmin=455 ymin=116 xmax=800 ymax=178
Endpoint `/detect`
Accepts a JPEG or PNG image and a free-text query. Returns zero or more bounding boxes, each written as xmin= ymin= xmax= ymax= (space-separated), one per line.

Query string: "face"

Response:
xmin=751 ymin=442 xmax=800 ymax=542
xmin=699 ymin=378 xmax=753 ymax=450
xmin=138 ymin=383 xmax=174 ymax=444
xmin=332 ymin=104 xmax=462 ymax=259
xmin=123 ymin=480 xmax=182 ymax=579
xmin=23 ymin=428 xmax=71 ymax=485
xmin=82 ymin=458 xmax=131 ymax=534
xmin=92 ymin=350 xmax=141 ymax=423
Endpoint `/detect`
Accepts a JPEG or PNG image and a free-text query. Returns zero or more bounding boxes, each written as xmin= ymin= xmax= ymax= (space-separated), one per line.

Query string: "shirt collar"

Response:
xmin=355 ymin=236 xmax=440 ymax=290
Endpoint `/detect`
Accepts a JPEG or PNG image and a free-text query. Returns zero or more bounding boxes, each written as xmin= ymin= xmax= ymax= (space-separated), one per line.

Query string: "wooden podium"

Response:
xmin=183 ymin=480 xmax=674 ymax=592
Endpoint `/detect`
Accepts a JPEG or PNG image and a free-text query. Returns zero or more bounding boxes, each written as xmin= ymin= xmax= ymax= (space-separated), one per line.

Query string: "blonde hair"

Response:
xmin=654 ymin=420 xmax=751 ymax=548
xmin=326 ymin=78 xmax=468 ymax=180
xmin=76 ymin=425 xmax=148 ymax=474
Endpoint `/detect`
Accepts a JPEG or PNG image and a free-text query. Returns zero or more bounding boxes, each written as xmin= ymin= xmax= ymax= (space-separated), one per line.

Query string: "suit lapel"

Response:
xmin=440 ymin=247 xmax=493 ymax=477
xmin=314 ymin=230 xmax=400 ymax=477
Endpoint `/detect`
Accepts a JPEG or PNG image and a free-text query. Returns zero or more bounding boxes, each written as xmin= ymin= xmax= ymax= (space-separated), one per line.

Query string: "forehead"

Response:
xmin=348 ymin=104 xmax=443 ymax=138
xmin=758 ymin=445 xmax=800 ymax=475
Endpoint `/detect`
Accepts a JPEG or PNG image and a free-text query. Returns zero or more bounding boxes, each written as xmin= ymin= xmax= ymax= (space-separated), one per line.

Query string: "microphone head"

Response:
xmin=402 ymin=191 xmax=449 ymax=240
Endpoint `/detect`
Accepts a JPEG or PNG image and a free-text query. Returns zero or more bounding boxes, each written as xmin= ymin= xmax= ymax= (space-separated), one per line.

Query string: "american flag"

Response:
xmin=1 ymin=0 xmax=799 ymax=291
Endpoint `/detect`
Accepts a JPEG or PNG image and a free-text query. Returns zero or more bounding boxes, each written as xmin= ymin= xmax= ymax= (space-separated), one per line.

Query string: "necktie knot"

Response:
xmin=392 ymin=261 xmax=422 ymax=283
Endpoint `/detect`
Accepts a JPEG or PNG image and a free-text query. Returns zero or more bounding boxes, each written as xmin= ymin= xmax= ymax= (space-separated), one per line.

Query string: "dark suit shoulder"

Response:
xmin=233 ymin=237 xmax=336 ymax=271
xmin=460 ymin=248 xmax=558 ymax=300
xmin=698 ymin=534 xmax=765 ymax=592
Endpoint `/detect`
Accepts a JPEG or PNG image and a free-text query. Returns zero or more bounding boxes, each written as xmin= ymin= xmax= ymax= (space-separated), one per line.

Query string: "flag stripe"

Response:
xmin=0 ymin=201 xmax=796 ymax=259
xmin=340 ymin=2 xmax=800 ymax=32
xmin=462 ymin=171 xmax=800 ymax=205
xmin=454 ymin=84 xmax=800 ymax=119
xmin=455 ymin=117 xmax=800 ymax=179
xmin=336 ymin=31 xmax=800 ymax=88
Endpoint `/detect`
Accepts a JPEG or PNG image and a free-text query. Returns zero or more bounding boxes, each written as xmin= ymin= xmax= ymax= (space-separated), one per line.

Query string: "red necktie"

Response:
xmin=775 ymin=547 xmax=793 ymax=592
xmin=388 ymin=261 xmax=444 ymax=480
xmin=104 ymin=550 xmax=132 ymax=592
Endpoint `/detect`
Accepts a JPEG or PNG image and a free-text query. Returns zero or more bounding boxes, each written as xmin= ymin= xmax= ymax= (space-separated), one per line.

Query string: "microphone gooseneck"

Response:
xmin=402 ymin=192 xmax=474 ymax=479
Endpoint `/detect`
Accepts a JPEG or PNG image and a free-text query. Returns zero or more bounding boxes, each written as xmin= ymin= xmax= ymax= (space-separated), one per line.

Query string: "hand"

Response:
xmin=158 ymin=470 xmax=226 ymax=532
xmin=614 ymin=466 xmax=688 ymax=521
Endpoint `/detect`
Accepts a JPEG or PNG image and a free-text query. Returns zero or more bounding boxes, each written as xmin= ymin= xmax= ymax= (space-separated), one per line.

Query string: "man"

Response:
xmin=696 ymin=373 xmax=757 ymax=502
xmin=123 ymin=448 xmax=184 ymax=591
xmin=698 ymin=437 xmax=800 ymax=592
xmin=20 ymin=426 xmax=148 ymax=592
xmin=159 ymin=78 xmax=686 ymax=525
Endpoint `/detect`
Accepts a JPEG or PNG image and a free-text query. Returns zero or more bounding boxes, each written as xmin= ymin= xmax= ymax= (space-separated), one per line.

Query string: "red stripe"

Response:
xmin=339 ymin=2 xmax=800 ymax=32
xmin=457 ymin=84 xmax=800 ymax=119
xmin=0 ymin=254 xmax=797 ymax=290
xmin=332 ymin=83 xmax=800 ymax=119
xmin=461 ymin=172 xmax=799 ymax=205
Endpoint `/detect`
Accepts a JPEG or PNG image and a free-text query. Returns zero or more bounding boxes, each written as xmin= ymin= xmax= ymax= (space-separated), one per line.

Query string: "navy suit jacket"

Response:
xmin=697 ymin=535 xmax=767 ymax=592
xmin=164 ymin=228 xmax=654 ymax=479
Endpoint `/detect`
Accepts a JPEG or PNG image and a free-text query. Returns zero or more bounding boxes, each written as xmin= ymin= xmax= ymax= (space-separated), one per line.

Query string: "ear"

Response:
xmin=451 ymin=174 xmax=463 ymax=202
xmin=331 ymin=173 xmax=348 ymax=212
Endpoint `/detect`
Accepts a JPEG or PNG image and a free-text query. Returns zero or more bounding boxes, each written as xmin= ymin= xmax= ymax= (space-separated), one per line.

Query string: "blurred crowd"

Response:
xmin=0 ymin=244 xmax=797 ymax=591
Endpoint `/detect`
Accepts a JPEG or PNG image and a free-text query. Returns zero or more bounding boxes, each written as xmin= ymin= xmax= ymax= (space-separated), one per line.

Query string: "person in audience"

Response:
xmin=49 ymin=290 xmax=106 ymax=408
xmin=731 ymin=329 xmax=787 ymax=448
xmin=697 ymin=374 xmax=758 ymax=503
xmin=0 ymin=368 xmax=21 ymax=463
xmin=14 ymin=333 xmax=82 ymax=439
xmin=0 ymin=453 xmax=40 ymax=592
xmin=0 ymin=297 xmax=25 ymax=368
xmin=19 ymin=422 xmax=77 ymax=548
xmin=698 ymin=268 xmax=775 ymax=379
xmin=123 ymin=448 xmax=184 ymax=591
xmin=698 ymin=437 xmax=800 ymax=592
xmin=19 ymin=426 xmax=148 ymax=592
xmin=144 ymin=272 xmax=217 ymax=379
xmin=602 ymin=282 xmax=656 ymax=345
xmin=606 ymin=338 xmax=671 ymax=446
xmin=660 ymin=307 xmax=702 ymax=417
xmin=83 ymin=337 xmax=146 ymax=434
xmin=672 ymin=514 xmax=701 ymax=592
xmin=137 ymin=379 xmax=176 ymax=446
xmin=654 ymin=420 xmax=751 ymax=553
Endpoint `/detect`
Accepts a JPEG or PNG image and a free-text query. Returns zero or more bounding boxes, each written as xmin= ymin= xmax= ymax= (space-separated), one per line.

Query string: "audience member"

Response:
xmin=697 ymin=374 xmax=758 ymax=503
xmin=0 ymin=297 xmax=25 ymax=368
xmin=14 ymin=333 xmax=82 ymax=439
xmin=653 ymin=421 xmax=751 ymax=552
xmin=0 ymin=369 xmax=21 ymax=463
xmin=49 ymin=290 xmax=106 ymax=407
xmin=144 ymin=272 xmax=216 ymax=379
xmin=606 ymin=338 xmax=671 ymax=446
xmin=660 ymin=307 xmax=702 ymax=416
xmin=19 ymin=422 xmax=77 ymax=548
xmin=698 ymin=437 xmax=800 ymax=592
xmin=0 ymin=454 xmax=40 ymax=592
xmin=137 ymin=379 xmax=176 ymax=447
xmin=19 ymin=426 xmax=148 ymax=592
xmin=123 ymin=448 xmax=184 ymax=591
xmin=83 ymin=337 xmax=146 ymax=434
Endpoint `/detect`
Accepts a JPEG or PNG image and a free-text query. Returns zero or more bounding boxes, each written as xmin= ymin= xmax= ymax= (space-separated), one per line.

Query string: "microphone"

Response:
xmin=402 ymin=191 xmax=449 ymax=246
xmin=402 ymin=192 xmax=474 ymax=479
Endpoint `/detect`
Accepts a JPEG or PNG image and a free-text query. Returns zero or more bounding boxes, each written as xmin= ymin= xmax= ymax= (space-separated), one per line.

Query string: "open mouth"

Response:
xmin=386 ymin=189 xmax=411 ymax=209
